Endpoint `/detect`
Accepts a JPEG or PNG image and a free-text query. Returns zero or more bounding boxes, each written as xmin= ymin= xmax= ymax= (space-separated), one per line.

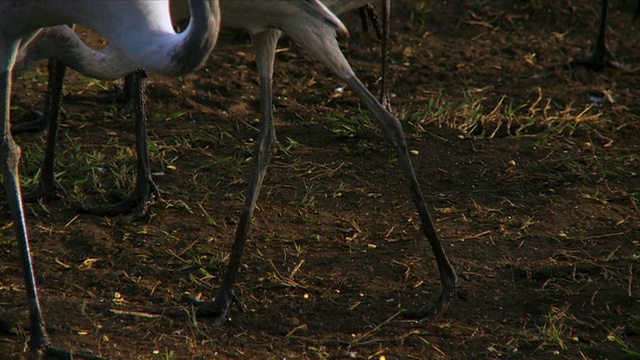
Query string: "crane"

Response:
xmin=1 ymin=0 xmax=222 ymax=358
xmin=176 ymin=0 xmax=458 ymax=324
xmin=224 ymin=0 xmax=453 ymax=324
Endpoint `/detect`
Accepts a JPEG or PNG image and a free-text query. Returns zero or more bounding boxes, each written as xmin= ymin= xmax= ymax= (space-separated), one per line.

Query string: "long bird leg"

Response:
xmin=11 ymin=25 xmax=73 ymax=137
xmin=77 ymin=69 xmax=159 ymax=221
xmin=379 ymin=0 xmax=392 ymax=111
xmin=359 ymin=6 xmax=372 ymax=37
xmin=362 ymin=4 xmax=383 ymax=39
xmin=357 ymin=3 xmax=392 ymax=111
xmin=189 ymin=29 xmax=282 ymax=323
xmin=1 ymin=42 xmax=104 ymax=360
xmin=347 ymin=77 xmax=457 ymax=320
xmin=281 ymin=23 xmax=458 ymax=320
xmin=21 ymin=58 xmax=67 ymax=203
xmin=568 ymin=0 xmax=628 ymax=71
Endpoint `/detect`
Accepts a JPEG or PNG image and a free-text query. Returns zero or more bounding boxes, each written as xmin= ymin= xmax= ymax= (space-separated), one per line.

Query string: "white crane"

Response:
xmin=19 ymin=0 xmax=458 ymax=326
xmin=211 ymin=0 xmax=457 ymax=324
xmin=0 ymin=1 xmax=222 ymax=358
xmin=170 ymin=0 xmax=458 ymax=324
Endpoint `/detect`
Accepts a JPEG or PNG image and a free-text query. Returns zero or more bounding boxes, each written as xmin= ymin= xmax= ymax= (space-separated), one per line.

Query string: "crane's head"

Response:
xmin=301 ymin=0 xmax=349 ymax=36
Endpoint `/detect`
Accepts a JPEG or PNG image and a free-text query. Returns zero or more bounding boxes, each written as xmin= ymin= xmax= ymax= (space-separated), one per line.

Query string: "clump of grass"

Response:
xmin=533 ymin=304 xmax=572 ymax=353
xmin=323 ymin=106 xmax=377 ymax=137
xmin=409 ymin=87 xmax=604 ymax=141
xmin=607 ymin=324 xmax=640 ymax=357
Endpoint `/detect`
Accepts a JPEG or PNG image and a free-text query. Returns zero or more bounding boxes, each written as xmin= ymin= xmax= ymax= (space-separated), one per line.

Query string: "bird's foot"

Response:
xmin=0 ymin=180 xmax=64 ymax=206
xmin=567 ymin=46 xmax=631 ymax=72
xmin=401 ymin=278 xmax=461 ymax=323
xmin=76 ymin=182 xmax=159 ymax=223
xmin=0 ymin=316 xmax=18 ymax=335
xmin=147 ymin=288 xmax=243 ymax=325
xmin=568 ymin=57 xmax=630 ymax=72
xmin=11 ymin=109 xmax=52 ymax=136
xmin=39 ymin=345 xmax=106 ymax=360
xmin=2 ymin=318 xmax=105 ymax=360
xmin=381 ymin=94 xmax=392 ymax=113
xmin=22 ymin=180 xmax=66 ymax=203
xmin=184 ymin=288 xmax=244 ymax=325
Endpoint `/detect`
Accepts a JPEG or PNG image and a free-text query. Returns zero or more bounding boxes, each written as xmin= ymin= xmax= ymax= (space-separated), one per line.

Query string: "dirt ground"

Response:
xmin=2 ymin=0 xmax=639 ymax=359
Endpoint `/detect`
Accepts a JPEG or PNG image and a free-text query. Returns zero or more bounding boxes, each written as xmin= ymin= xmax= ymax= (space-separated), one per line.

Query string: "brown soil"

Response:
xmin=2 ymin=1 xmax=639 ymax=359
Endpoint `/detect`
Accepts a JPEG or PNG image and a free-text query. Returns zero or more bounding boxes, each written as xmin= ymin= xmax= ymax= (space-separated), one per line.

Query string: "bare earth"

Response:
xmin=2 ymin=1 xmax=639 ymax=359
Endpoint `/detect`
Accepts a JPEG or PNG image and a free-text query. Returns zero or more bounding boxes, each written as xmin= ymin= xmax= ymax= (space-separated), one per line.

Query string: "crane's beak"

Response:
xmin=301 ymin=0 xmax=349 ymax=37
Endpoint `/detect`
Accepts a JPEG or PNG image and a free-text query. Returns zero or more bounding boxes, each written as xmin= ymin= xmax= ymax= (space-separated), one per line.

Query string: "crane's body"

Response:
xmin=4 ymin=1 xmax=221 ymax=78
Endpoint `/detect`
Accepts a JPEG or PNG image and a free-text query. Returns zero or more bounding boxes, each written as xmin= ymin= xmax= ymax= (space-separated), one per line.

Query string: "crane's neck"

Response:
xmin=120 ymin=0 xmax=220 ymax=76
xmin=13 ymin=26 xmax=136 ymax=81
